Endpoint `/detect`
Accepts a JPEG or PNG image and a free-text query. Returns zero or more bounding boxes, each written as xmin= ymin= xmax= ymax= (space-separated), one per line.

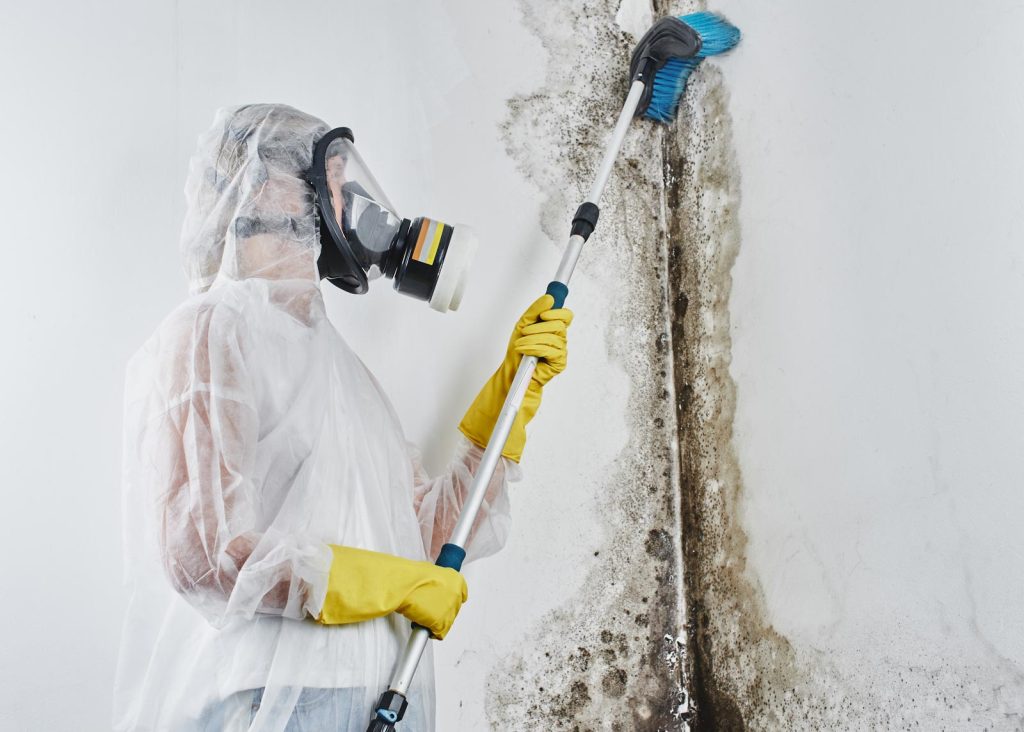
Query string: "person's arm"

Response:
xmin=412 ymin=295 xmax=572 ymax=562
xmin=149 ymin=306 xmax=332 ymax=626
xmin=411 ymin=438 xmax=520 ymax=563
xmin=147 ymin=303 xmax=466 ymax=636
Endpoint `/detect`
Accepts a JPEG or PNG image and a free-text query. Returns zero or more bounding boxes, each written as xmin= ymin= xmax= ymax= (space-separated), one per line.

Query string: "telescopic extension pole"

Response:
xmin=365 ymin=78 xmax=648 ymax=732
xmin=366 ymin=11 xmax=741 ymax=729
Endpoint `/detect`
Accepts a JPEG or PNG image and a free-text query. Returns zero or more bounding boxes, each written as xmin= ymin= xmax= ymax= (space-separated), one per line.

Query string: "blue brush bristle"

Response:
xmin=644 ymin=11 xmax=741 ymax=123
xmin=683 ymin=10 xmax=742 ymax=57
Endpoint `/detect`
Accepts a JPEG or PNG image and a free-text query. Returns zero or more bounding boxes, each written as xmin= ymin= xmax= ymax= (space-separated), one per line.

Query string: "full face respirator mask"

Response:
xmin=308 ymin=127 xmax=477 ymax=312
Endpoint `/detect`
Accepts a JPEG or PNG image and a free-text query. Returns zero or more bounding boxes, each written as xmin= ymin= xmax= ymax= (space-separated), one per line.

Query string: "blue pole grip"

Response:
xmin=546 ymin=281 xmax=569 ymax=308
xmin=434 ymin=543 xmax=466 ymax=571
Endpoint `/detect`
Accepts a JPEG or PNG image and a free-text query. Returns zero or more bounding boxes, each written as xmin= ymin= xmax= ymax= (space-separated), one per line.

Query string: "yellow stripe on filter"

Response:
xmin=425 ymin=219 xmax=445 ymax=265
xmin=413 ymin=218 xmax=445 ymax=266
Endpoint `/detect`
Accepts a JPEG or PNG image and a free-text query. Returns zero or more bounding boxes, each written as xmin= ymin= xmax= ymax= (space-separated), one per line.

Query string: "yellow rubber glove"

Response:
xmin=458 ymin=294 xmax=573 ymax=462
xmin=317 ymin=545 xmax=468 ymax=640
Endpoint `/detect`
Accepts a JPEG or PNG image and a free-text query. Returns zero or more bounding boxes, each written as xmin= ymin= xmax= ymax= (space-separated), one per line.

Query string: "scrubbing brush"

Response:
xmin=632 ymin=11 xmax=742 ymax=122
xmin=364 ymin=10 xmax=741 ymax=732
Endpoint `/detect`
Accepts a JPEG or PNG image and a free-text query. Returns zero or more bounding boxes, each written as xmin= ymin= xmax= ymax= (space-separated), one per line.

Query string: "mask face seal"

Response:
xmin=308 ymin=127 xmax=477 ymax=312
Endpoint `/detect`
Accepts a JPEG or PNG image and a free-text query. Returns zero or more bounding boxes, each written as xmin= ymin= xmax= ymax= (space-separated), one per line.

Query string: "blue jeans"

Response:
xmin=200 ymin=687 xmax=427 ymax=731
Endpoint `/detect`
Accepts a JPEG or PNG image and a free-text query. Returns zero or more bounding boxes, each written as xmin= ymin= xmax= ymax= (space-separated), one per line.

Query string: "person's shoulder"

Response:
xmin=146 ymin=285 xmax=262 ymax=362
xmin=163 ymin=284 xmax=257 ymax=336
xmin=128 ymin=285 xmax=261 ymax=394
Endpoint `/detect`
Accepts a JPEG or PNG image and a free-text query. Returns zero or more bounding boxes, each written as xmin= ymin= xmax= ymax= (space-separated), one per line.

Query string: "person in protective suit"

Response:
xmin=114 ymin=104 xmax=572 ymax=731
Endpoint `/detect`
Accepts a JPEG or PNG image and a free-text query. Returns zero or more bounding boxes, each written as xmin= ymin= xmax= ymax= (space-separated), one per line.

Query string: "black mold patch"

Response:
xmin=484 ymin=0 xmax=782 ymax=724
xmin=484 ymin=0 xmax=814 ymax=728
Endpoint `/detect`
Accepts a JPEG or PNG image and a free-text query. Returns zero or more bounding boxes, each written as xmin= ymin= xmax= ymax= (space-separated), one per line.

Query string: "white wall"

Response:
xmin=0 ymin=2 xmax=178 ymax=728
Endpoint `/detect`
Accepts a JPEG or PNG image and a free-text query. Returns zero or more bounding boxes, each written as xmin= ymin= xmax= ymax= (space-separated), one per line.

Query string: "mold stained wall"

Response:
xmin=487 ymin=0 xmax=1024 ymax=728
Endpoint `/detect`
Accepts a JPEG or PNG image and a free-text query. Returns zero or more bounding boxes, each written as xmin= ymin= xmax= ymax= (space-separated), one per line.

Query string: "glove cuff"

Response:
xmin=457 ymin=382 xmax=542 ymax=463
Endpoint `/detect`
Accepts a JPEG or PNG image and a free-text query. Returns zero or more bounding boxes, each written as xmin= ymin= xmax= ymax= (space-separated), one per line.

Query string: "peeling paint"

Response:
xmin=614 ymin=0 xmax=654 ymax=40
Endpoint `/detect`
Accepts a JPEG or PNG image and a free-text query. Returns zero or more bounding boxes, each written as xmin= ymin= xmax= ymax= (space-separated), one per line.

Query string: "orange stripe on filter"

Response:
xmin=412 ymin=218 xmax=432 ymax=261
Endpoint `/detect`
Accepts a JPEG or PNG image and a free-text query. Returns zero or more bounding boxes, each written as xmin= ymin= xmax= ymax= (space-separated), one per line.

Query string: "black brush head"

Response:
xmin=629 ymin=17 xmax=702 ymax=116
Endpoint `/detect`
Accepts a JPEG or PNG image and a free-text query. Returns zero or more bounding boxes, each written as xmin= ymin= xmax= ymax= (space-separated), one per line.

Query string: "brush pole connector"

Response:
xmin=570 ymin=202 xmax=600 ymax=241
xmin=366 ymin=689 xmax=408 ymax=732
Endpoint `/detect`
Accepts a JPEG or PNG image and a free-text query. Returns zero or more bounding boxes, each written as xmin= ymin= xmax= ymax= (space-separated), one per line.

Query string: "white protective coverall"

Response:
xmin=113 ymin=104 xmax=516 ymax=731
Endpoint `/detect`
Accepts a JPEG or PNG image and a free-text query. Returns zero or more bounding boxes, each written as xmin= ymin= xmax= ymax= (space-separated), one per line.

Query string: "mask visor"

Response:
xmin=311 ymin=129 xmax=403 ymax=292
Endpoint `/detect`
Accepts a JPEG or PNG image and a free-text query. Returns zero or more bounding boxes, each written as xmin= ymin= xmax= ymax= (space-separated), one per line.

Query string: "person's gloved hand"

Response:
xmin=317 ymin=545 xmax=467 ymax=640
xmin=459 ymin=294 xmax=573 ymax=462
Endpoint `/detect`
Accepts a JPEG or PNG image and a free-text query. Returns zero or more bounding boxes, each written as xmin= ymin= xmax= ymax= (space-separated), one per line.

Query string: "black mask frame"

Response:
xmin=307 ymin=126 xmax=369 ymax=294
